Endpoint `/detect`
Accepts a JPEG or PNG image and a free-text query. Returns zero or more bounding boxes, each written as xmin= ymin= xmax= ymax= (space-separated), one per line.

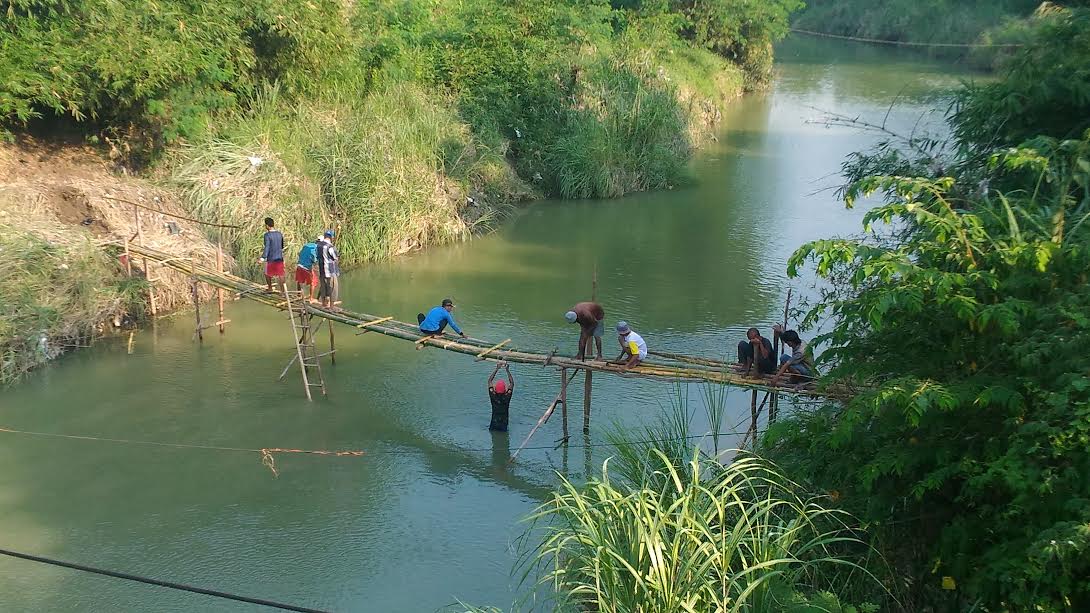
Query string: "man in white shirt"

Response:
xmin=614 ymin=320 xmax=647 ymax=371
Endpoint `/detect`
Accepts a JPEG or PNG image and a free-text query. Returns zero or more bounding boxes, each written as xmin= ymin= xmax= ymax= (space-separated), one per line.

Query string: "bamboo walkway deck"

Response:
xmin=127 ymin=244 xmax=853 ymax=400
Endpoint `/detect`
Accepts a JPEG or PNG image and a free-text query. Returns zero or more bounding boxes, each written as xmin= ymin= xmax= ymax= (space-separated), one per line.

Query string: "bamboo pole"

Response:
xmin=560 ymin=367 xmax=569 ymax=444
xmin=328 ymin=321 xmax=336 ymax=365
xmin=123 ymin=238 xmax=132 ymax=277
xmin=510 ymin=369 xmax=580 ymax=463
xmin=583 ymin=370 xmax=593 ymax=434
xmin=191 ymin=257 xmax=203 ymax=343
xmin=133 ymin=205 xmax=157 ymax=316
xmin=216 ymin=234 xmax=226 ymax=334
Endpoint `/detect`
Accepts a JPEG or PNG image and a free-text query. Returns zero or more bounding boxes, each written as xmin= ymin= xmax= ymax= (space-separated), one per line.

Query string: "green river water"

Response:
xmin=0 ymin=38 xmax=970 ymax=612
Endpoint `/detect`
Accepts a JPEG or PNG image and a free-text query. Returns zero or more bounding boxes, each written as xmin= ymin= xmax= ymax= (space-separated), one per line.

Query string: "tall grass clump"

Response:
xmin=304 ymin=81 xmax=531 ymax=261
xmin=521 ymin=446 xmax=883 ymax=612
xmin=169 ymin=137 xmax=328 ymax=274
xmin=0 ymin=224 xmax=141 ymax=383
xmin=545 ymin=59 xmax=692 ymax=199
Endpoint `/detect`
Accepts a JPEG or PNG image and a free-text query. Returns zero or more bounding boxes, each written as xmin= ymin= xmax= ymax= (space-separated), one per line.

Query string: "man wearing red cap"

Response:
xmin=488 ymin=361 xmax=515 ymax=432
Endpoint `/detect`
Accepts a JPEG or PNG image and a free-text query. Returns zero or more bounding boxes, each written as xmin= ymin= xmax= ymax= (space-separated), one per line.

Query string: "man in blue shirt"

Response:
xmin=417 ymin=298 xmax=466 ymax=338
xmin=259 ymin=217 xmax=285 ymax=291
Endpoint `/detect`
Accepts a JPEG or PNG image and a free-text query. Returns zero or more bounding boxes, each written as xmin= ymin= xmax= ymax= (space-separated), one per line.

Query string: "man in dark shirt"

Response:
xmin=487 ymin=361 xmax=515 ymax=432
xmin=259 ymin=217 xmax=285 ymax=292
xmin=736 ymin=327 xmax=776 ymax=376
xmin=565 ymin=301 xmax=605 ymax=360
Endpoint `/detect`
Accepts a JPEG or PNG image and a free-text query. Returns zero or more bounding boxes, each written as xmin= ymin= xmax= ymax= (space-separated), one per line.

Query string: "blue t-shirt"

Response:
xmin=297 ymin=242 xmax=318 ymax=269
xmin=420 ymin=306 xmax=462 ymax=334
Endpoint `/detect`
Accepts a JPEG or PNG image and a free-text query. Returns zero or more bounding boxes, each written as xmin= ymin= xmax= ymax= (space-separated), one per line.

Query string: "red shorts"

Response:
xmin=265 ymin=260 xmax=285 ymax=277
xmin=294 ymin=266 xmax=313 ymax=285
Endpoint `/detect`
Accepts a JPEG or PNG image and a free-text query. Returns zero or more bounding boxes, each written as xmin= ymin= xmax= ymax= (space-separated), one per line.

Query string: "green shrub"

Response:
xmin=764 ymin=11 xmax=1090 ymax=608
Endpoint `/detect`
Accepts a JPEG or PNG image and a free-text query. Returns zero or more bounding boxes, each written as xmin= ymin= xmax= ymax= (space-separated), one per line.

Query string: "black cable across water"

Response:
xmin=0 ymin=548 xmax=329 ymax=612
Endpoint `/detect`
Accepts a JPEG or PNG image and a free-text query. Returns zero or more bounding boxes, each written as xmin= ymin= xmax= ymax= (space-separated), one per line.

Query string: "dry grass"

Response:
xmin=0 ymin=139 xmax=229 ymax=381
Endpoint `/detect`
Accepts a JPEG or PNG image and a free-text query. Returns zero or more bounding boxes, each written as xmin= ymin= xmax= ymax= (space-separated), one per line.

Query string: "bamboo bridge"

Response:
xmin=124 ymin=242 xmax=853 ymax=399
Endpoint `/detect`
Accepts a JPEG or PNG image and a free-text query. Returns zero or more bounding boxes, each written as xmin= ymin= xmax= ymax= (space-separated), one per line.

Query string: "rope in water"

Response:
xmin=0 ymin=425 xmax=761 ymax=458
xmin=790 ymin=27 xmax=1026 ymax=48
xmin=0 ymin=427 xmax=363 ymax=477
xmin=0 ymin=547 xmax=328 ymax=612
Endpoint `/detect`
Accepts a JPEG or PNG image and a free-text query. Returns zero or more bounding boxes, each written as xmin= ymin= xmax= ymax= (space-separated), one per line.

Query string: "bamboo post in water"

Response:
xmin=134 ymin=204 xmax=157 ymax=316
xmin=190 ymin=257 xmax=203 ymax=343
xmin=216 ymin=232 xmax=226 ymax=334
xmin=560 ymin=367 xmax=569 ymax=444
xmin=328 ymin=321 xmax=336 ymax=365
xmin=771 ymin=289 xmax=792 ymax=423
xmin=584 ymin=264 xmax=597 ymax=435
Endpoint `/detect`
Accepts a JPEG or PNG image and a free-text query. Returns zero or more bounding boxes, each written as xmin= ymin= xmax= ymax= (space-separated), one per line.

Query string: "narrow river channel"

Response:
xmin=0 ymin=37 xmax=971 ymax=611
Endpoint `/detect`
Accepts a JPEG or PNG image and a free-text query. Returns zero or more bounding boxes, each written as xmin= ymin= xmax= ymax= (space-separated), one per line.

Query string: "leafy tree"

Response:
xmin=765 ymin=9 xmax=1090 ymax=610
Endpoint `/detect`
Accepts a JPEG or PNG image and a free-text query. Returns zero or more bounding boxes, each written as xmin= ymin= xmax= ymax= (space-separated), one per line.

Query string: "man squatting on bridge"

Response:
xmin=418 ymin=298 xmax=467 ymax=338
xmin=615 ymin=320 xmax=647 ymax=371
xmin=259 ymin=217 xmax=285 ymax=291
xmin=565 ymin=301 xmax=605 ymax=360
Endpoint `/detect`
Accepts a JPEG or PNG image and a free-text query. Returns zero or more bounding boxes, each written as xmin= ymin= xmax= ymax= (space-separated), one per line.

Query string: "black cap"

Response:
xmin=442 ymin=298 xmax=454 ymax=307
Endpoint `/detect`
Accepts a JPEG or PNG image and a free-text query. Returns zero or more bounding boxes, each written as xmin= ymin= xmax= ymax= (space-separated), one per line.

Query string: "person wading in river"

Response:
xmin=565 ymin=301 xmax=605 ymax=361
xmin=418 ymin=298 xmax=466 ymax=338
xmin=316 ymin=230 xmax=341 ymax=309
xmin=487 ymin=361 xmax=515 ymax=432
xmin=614 ymin=321 xmax=647 ymax=371
xmin=259 ymin=217 xmax=285 ymax=292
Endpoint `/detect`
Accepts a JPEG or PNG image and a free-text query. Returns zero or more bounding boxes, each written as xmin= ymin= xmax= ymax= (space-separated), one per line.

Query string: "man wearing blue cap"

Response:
xmin=316 ymin=230 xmax=340 ymax=309
xmin=565 ymin=301 xmax=604 ymax=361
xmin=614 ymin=321 xmax=646 ymax=371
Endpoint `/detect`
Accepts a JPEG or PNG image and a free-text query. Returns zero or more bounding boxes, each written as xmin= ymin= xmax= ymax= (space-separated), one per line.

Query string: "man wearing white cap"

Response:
xmin=614 ymin=321 xmax=646 ymax=371
xmin=565 ymin=301 xmax=604 ymax=361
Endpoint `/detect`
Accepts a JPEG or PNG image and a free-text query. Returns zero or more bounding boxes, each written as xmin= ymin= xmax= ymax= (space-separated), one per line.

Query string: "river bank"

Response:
xmin=0 ymin=0 xmax=803 ymax=382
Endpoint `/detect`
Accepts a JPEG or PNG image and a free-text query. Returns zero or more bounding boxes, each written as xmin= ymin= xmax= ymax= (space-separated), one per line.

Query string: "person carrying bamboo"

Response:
xmin=259 ymin=217 xmax=285 ymax=292
xmin=487 ymin=361 xmax=515 ymax=432
xmin=614 ymin=321 xmax=646 ymax=371
xmin=565 ymin=301 xmax=605 ymax=361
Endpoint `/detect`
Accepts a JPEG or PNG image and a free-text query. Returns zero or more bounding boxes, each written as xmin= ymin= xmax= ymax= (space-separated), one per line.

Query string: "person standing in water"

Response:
xmin=487 ymin=361 xmax=515 ymax=432
xmin=259 ymin=217 xmax=285 ymax=292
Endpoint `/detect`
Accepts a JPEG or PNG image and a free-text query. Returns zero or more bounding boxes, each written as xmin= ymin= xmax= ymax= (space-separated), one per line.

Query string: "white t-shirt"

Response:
xmin=622 ymin=331 xmax=647 ymax=359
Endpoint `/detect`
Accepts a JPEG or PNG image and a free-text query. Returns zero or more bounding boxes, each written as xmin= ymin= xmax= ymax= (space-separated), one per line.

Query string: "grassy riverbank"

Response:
xmin=0 ymin=0 xmax=801 ymax=379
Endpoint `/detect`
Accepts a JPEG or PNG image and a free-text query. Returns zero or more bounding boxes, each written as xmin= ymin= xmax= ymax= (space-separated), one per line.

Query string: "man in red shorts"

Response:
xmin=295 ymin=233 xmax=320 ymax=303
xmin=259 ymin=217 xmax=285 ymax=292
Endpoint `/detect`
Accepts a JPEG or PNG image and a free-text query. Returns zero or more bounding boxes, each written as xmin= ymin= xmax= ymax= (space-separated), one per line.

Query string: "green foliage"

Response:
xmin=0 ymin=0 xmax=350 ymax=154
xmin=793 ymin=0 xmax=1041 ymax=60
xmin=766 ymin=12 xmax=1090 ymax=609
xmin=954 ymin=6 xmax=1090 ymax=147
xmin=671 ymin=0 xmax=804 ymax=86
xmin=521 ymin=444 xmax=883 ymax=611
